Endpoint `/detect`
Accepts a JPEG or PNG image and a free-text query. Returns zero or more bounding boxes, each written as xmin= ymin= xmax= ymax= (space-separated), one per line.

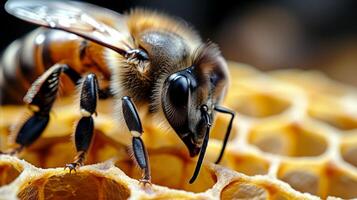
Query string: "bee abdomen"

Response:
xmin=0 ymin=28 xmax=87 ymax=104
xmin=0 ymin=28 xmax=52 ymax=104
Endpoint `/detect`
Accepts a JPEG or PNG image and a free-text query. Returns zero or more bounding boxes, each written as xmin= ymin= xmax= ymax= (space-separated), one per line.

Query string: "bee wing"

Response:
xmin=5 ymin=0 xmax=131 ymax=55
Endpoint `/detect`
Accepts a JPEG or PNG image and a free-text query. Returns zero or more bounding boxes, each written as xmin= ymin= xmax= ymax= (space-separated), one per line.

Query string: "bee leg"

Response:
xmin=7 ymin=64 xmax=70 ymax=155
xmin=122 ymin=96 xmax=151 ymax=186
xmin=65 ymin=73 xmax=98 ymax=173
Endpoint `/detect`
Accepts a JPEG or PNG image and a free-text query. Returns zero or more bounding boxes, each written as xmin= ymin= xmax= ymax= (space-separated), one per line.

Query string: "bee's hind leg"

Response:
xmin=122 ymin=96 xmax=151 ymax=186
xmin=65 ymin=73 xmax=99 ymax=173
xmin=3 ymin=64 xmax=80 ymax=155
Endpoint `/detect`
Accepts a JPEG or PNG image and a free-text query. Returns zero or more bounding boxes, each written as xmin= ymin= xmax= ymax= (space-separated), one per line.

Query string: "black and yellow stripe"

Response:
xmin=0 ymin=28 xmax=110 ymax=104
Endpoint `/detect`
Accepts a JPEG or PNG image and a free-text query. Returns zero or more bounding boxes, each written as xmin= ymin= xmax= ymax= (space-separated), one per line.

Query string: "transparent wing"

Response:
xmin=5 ymin=0 xmax=132 ymax=55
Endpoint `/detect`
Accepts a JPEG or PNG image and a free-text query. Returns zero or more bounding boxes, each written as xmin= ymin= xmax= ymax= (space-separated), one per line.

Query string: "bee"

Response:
xmin=1 ymin=0 xmax=235 ymax=184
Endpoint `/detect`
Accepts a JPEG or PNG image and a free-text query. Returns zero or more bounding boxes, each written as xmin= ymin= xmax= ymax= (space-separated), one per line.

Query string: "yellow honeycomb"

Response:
xmin=1 ymin=62 xmax=357 ymax=199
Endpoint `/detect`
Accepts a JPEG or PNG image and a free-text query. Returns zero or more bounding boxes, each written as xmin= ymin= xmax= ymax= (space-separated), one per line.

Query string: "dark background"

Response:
xmin=1 ymin=0 xmax=357 ymax=85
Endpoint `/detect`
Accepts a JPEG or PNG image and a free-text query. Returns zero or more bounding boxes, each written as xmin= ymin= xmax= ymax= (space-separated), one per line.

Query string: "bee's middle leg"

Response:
xmin=65 ymin=73 xmax=99 ymax=172
xmin=122 ymin=96 xmax=151 ymax=185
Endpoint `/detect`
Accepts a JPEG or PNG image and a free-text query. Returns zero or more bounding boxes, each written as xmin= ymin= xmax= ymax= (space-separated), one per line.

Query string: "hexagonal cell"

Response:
xmin=221 ymin=181 xmax=269 ymax=200
xmin=116 ymin=151 xmax=217 ymax=193
xmin=271 ymin=71 xmax=357 ymax=132
xmin=340 ymin=136 xmax=357 ymax=168
xmin=0 ymin=162 xmax=23 ymax=186
xmin=225 ymin=90 xmax=291 ymax=118
xmin=227 ymin=153 xmax=270 ymax=176
xmin=248 ymin=120 xmax=328 ymax=157
xmin=204 ymin=142 xmax=270 ymax=176
xmin=17 ymin=173 xmax=130 ymax=200
xmin=277 ymin=161 xmax=323 ymax=196
xmin=308 ymin=94 xmax=357 ymax=130
xmin=324 ymin=162 xmax=357 ymax=199
xmin=220 ymin=178 xmax=308 ymax=200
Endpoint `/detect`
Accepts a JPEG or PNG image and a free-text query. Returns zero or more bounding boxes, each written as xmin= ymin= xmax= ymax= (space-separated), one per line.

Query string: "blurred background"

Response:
xmin=1 ymin=0 xmax=357 ymax=85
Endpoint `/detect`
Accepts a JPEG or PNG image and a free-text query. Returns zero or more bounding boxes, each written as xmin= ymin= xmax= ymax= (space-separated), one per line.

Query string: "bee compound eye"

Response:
xmin=168 ymin=76 xmax=189 ymax=108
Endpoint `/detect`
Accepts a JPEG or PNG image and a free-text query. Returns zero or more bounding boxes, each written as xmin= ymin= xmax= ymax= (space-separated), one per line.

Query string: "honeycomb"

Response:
xmin=1 ymin=62 xmax=357 ymax=199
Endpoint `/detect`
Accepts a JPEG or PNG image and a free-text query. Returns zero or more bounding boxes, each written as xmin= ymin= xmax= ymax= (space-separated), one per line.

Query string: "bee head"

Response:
xmin=161 ymin=43 xmax=229 ymax=157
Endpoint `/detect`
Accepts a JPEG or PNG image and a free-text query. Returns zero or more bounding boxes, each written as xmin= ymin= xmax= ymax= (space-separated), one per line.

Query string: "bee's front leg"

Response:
xmin=65 ymin=73 xmax=99 ymax=173
xmin=122 ymin=96 xmax=151 ymax=185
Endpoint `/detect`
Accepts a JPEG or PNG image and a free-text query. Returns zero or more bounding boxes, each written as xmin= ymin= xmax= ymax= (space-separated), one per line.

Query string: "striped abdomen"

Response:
xmin=0 ymin=28 xmax=110 ymax=104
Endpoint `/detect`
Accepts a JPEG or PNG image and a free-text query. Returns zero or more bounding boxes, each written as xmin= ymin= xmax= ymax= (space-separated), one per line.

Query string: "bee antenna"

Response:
xmin=213 ymin=105 xmax=235 ymax=164
xmin=189 ymin=105 xmax=211 ymax=184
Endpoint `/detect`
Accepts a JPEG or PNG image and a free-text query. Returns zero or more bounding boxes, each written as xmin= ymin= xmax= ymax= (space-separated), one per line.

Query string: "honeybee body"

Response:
xmin=2 ymin=0 xmax=234 ymax=184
